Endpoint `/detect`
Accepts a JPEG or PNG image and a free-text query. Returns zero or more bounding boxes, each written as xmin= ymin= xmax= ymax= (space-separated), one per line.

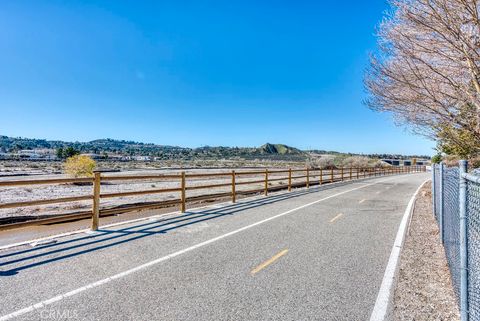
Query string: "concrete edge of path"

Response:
xmin=369 ymin=179 xmax=429 ymax=321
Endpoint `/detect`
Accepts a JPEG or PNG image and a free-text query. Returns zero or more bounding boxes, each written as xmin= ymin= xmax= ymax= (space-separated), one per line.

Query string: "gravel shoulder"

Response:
xmin=393 ymin=182 xmax=460 ymax=321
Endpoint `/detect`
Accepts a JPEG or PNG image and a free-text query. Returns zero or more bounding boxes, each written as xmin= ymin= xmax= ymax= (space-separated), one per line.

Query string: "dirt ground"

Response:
xmin=0 ymin=167 xmax=321 ymax=221
xmin=393 ymin=182 xmax=460 ymax=321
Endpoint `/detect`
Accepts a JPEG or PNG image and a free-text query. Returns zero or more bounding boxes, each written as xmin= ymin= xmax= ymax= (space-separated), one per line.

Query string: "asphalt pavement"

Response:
xmin=0 ymin=172 xmax=428 ymax=321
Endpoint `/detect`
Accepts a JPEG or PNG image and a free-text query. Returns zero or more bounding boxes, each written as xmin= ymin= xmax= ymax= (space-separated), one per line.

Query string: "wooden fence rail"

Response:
xmin=0 ymin=165 xmax=427 ymax=231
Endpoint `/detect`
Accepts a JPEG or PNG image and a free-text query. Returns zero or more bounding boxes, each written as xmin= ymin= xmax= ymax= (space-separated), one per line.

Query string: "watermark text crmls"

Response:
xmin=40 ymin=309 xmax=78 ymax=320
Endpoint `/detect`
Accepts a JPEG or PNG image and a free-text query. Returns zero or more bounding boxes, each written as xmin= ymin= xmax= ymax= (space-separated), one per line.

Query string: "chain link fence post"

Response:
xmin=432 ymin=164 xmax=436 ymax=218
xmin=439 ymin=162 xmax=444 ymax=243
xmin=459 ymin=160 xmax=469 ymax=321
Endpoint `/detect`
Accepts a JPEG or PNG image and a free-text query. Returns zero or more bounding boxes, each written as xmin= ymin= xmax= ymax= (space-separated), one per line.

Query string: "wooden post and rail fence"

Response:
xmin=0 ymin=165 xmax=427 ymax=232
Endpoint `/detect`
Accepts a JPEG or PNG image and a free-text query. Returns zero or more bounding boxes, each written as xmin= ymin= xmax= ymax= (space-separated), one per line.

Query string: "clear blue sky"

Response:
xmin=0 ymin=0 xmax=434 ymax=155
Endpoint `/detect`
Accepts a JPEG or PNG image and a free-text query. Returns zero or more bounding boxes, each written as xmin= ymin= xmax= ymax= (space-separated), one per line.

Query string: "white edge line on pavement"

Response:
xmin=0 ymin=176 xmax=403 ymax=321
xmin=0 ymin=174 xmax=388 ymax=251
xmin=369 ymin=179 xmax=429 ymax=321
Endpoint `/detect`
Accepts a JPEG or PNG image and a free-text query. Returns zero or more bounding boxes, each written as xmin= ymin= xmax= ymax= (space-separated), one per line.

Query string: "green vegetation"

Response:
xmin=56 ymin=146 xmax=80 ymax=159
xmin=431 ymin=154 xmax=442 ymax=164
xmin=258 ymin=143 xmax=302 ymax=155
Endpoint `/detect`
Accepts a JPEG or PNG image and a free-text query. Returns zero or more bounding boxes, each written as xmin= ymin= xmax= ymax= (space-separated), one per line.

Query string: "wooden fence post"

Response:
xmin=341 ymin=168 xmax=344 ymax=181
xmin=231 ymin=170 xmax=236 ymax=203
xmin=349 ymin=167 xmax=352 ymax=180
xmin=92 ymin=172 xmax=101 ymax=231
xmin=306 ymin=168 xmax=310 ymax=188
xmin=264 ymin=169 xmax=269 ymax=196
xmin=330 ymin=168 xmax=334 ymax=183
xmin=180 ymin=171 xmax=186 ymax=213
xmin=356 ymin=167 xmax=359 ymax=179
xmin=319 ymin=168 xmax=323 ymax=185
xmin=288 ymin=168 xmax=292 ymax=192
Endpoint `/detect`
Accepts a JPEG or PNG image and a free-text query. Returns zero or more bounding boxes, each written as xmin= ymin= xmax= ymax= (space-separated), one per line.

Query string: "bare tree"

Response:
xmin=365 ymin=0 xmax=480 ymax=156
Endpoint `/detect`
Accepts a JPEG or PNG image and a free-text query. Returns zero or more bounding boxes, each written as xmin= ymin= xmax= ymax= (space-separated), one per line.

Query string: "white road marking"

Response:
xmin=359 ymin=199 xmax=366 ymax=204
xmin=369 ymin=179 xmax=428 ymax=321
xmin=329 ymin=213 xmax=343 ymax=223
xmin=0 ymin=176 xmax=404 ymax=321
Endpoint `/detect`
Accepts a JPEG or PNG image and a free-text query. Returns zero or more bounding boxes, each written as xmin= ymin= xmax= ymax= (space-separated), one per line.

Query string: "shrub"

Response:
xmin=373 ymin=160 xmax=391 ymax=168
xmin=431 ymin=154 xmax=442 ymax=164
xmin=341 ymin=156 xmax=371 ymax=168
xmin=315 ymin=157 xmax=336 ymax=169
xmin=64 ymin=155 xmax=96 ymax=178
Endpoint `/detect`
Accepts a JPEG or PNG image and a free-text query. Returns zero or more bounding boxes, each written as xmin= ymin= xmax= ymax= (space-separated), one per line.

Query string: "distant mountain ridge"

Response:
xmin=0 ymin=136 xmax=307 ymax=161
xmin=0 ymin=135 xmax=430 ymax=160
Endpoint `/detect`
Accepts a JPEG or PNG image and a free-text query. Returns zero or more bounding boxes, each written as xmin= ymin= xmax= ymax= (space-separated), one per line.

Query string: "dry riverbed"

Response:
xmin=0 ymin=166 xmax=320 ymax=222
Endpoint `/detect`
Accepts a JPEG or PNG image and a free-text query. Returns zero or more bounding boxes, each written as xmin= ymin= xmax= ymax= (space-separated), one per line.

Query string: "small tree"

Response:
xmin=64 ymin=155 xmax=96 ymax=178
xmin=64 ymin=146 xmax=80 ymax=158
xmin=56 ymin=147 xmax=64 ymax=159
xmin=365 ymin=0 xmax=480 ymax=157
xmin=56 ymin=146 xmax=80 ymax=159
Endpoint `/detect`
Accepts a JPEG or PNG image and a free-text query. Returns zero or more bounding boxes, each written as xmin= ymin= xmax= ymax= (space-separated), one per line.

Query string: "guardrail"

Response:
xmin=0 ymin=165 xmax=426 ymax=231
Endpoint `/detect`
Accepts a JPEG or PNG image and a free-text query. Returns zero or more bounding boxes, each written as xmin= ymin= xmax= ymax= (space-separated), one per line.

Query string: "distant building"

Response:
xmin=134 ymin=156 xmax=152 ymax=161
xmin=104 ymin=154 xmax=123 ymax=160
xmin=80 ymin=153 xmax=103 ymax=160
xmin=382 ymin=159 xmax=430 ymax=166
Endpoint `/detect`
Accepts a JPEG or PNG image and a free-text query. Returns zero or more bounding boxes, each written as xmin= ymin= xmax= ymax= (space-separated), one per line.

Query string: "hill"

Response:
xmin=258 ymin=143 xmax=302 ymax=155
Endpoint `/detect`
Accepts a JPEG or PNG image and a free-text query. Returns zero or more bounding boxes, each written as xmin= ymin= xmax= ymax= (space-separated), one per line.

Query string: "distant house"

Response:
xmin=106 ymin=154 xmax=123 ymax=160
xmin=18 ymin=150 xmax=42 ymax=158
xmin=134 ymin=156 xmax=152 ymax=161
xmin=80 ymin=153 xmax=103 ymax=160
xmin=10 ymin=149 xmax=58 ymax=160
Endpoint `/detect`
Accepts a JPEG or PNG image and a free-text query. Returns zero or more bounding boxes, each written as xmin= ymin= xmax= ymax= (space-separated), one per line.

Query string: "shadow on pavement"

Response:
xmin=0 ymin=180 xmax=362 ymax=276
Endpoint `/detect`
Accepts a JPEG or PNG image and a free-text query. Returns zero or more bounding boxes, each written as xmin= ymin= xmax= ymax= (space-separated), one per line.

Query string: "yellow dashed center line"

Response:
xmin=359 ymin=199 xmax=366 ymax=204
xmin=329 ymin=213 xmax=344 ymax=223
xmin=251 ymin=249 xmax=289 ymax=275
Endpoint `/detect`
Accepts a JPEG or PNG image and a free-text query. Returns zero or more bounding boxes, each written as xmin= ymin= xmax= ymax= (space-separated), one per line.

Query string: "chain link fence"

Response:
xmin=432 ymin=162 xmax=480 ymax=321
xmin=466 ymin=177 xmax=480 ymax=321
